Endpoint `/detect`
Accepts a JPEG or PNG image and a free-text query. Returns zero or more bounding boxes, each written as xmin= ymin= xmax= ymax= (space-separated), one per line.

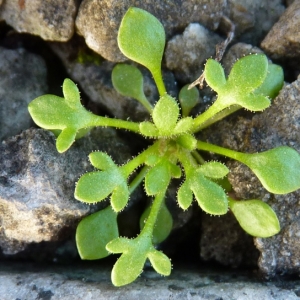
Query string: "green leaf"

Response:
xmin=176 ymin=133 xmax=197 ymax=150
xmin=76 ymin=206 xmax=119 ymax=260
xmin=198 ymin=161 xmax=229 ymax=179
xmin=204 ymin=59 xmax=227 ymax=93
xmin=112 ymin=64 xmax=153 ymax=113
xmin=140 ymin=200 xmax=173 ymax=244
xmin=239 ymin=146 xmax=300 ymax=194
xmin=63 ymin=78 xmax=81 ymax=106
xmin=106 ymin=237 xmax=134 ymax=253
xmin=148 ymin=250 xmax=171 ymax=276
xmin=192 ymin=174 xmax=228 ymax=215
xmin=145 ymin=160 xmax=171 ymax=195
xmin=233 ymin=93 xmax=271 ymax=111
xmin=111 ymin=249 xmax=147 ymax=287
xmin=75 ymin=153 xmax=129 ymax=211
xmin=229 ymin=198 xmax=280 ymax=237
xmin=254 ymin=63 xmax=284 ymax=99
xmin=173 ymin=117 xmax=194 ymax=135
xmin=152 ymin=94 xmax=179 ymax=136
xmin=28 ymin=79 xmax=99 ymax=152
xmin=89 ymin=151 xmax=115 ymax=170
xmin=56 ymin=127 xmax=77 ymax=153
xmin=227 ymin=54 xmax=268 ymax=93
xmin=179 ymin=84 xmax=199 ymax=117
xmin=177 ymin=181 xmax=193 ymax=210
xmin=139 ymin=121 xmax=159 ymax=137
xmin=118 ymin=7 xmax=166 ymax=95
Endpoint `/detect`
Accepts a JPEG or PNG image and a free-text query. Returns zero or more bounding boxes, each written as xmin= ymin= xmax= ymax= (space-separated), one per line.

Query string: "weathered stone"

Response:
xmin=1 ymin=262 xmax=300 ymax=300
xmin=225 ymin=0 xmax=284 ymax=45
xmin=0 ymin=47 xmax=48 ymax=141
xmin=50 ymin=40 xmax=178 ymax=121
xmin=200 ymin=212 xmax=259 ymax=268
xmin=75 ymin=0 xmax=226 ymax=62
xmin=261 ymin=0 xmax=300 ymax=59
xmin=0 ymin=127 xmax=133 ymax=255
xmin=165 ymin=23 xmax=222 ymax=83
xmin=0 ymin=0 xmax=77 ymax=41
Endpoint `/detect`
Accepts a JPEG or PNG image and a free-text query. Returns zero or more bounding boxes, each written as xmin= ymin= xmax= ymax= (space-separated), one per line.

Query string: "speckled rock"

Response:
xmin=200 ymin=212 xmax=259 ymax=268
xmin=225 ymin=0 xmax=284 ymax=45
xmin=200 ymin=72 xmax=300 ymax=277
xmin=165 ymin=23 xmax=222 ymax=83
xmin=75 ymin=0 xmax=226 ymax=62
xmin=0 ymin=127 xmax=133 ymax=255
xmin=0 ymin=0 xmax=77 ymax=41
xmin=261 ymin=0 xmax=300 ymax=59
xmin=0 ymin=47 xmax=48 ymax=141
xmin=50 ymin=40 xmax=178 ymax=121
xmin=1 ymin=262 xmax=300 ymax=300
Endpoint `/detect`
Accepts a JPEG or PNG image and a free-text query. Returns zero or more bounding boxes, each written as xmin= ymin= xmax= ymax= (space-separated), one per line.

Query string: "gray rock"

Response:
xmin=225 ymin=0 xmax=284 ymax=45
xmin=0 ymin=47 xmax=48 ymax=141
xmin=50 ymin=40 xmax=178 ymax=121
xmin=1 ymin=262 xmax=300 ymax=300
xmin=199 ymin=70 xmax=300 ymax=277
xmin=75 ymin=0 xmax=226 ymax=62
xmin=200 ymin=212 xmax=259 ymax=268
xmin=165 ymin=23 xmax=222 ymax=83
xmin=261 ymin=0 xmax=300 ymax=59
xmin=0 ymin=127 xmax=133 ymax=255
xmin=0 ymin=0 xmax=77 ymax=41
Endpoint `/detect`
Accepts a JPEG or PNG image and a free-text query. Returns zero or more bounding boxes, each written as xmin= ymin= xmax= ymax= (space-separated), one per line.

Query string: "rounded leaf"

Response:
xmin=76 ymin=206 xmax=119 ymax=260
xmin=89 ymin=152 xmax=116 ymax=170
xmin=152 ymin=94 xmax=179 ymax=135
xmin=177 ymin=181 xmax=193 ymax=210
xmin=227 ymin=54 xmax=268 ymax=93
xmin=192 ymin=175 xmax=228 ymax=215
xmin=204 ymin=59 xmax=227 ymax=93
xmin=173 ymin=117 xmax=194 ymax=135
xmin=241 ymin=146 xmax=300 ymax=194
xmin=148 ymin=250 xmax=171 ymax=276
xmin=179 ymin=84 xmax=199 ymax=117
xmin=118 ymin=7 xmax=165 ymax=75
xmin=198 ymin=161 xmax=229 ymax=179
xmin=176 ymin=133 xmax=197 ymax=150
xmin=229 ymin=198 xmax=280 ymax=237
xmin=56 ymin=128 xmax=77 ymax=153
xmin=254 ymin=63 xmax=284 ymax=99
xmin=145 ymin=160 xmax=171 ymax=195
xmin=111 ymin=183 xmax=130 ymax=212
xmin=139 ymin=121 xmax=159 ymax=137
xmin=75 ymin=171 xmax=116 ymax=203
xmin=62 ymin=78 xmax=81 ymax=106
xmin=111 ymin=251 xmax=147 ymax=287
xmin=106 ymin=237 xmax=134 ymax=254
xmin=235 ymin=93 xmax=270 ymax=111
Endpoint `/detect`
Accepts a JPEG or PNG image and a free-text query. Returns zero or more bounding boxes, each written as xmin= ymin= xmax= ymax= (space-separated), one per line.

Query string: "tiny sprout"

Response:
xmin=28 ymin=7 xmax=296 ymax=287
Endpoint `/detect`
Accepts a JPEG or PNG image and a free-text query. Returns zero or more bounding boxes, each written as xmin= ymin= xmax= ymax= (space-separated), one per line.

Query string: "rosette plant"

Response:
xmin=28 ymin=7 xmax=300 ymax=286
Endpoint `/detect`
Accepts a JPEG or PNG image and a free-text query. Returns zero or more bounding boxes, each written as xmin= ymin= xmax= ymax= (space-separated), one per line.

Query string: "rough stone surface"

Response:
xmin=50 ymin=40 xmax=178 ymax=121
xmin=1 ymin=262 xmax=300 ymax=300
xmin=200 ymin=212 xmax=259 ymax=268
xmin=225 ymin=0 xmax=284 ymax=45
xmin=200 ymin=74 xmax=300 ymax=277
xmin=0 ymin=0 xmax=77 ymax=41
xmin=261 ymin=0 xmax=300 ymax=59
xmin=0 ymin=47 xmax=48 ymax=141
xmin=165 ymin=23 xmax=222 ymax=83
xmin=0 ymin=127 xmax=134 ymax=255
xmin=75 ymin=0 xmax=226 ymax=62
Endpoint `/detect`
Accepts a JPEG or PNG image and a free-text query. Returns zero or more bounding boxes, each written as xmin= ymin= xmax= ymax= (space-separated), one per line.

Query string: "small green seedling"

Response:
xmin=28 ymin=7 xmax=300 ymax=286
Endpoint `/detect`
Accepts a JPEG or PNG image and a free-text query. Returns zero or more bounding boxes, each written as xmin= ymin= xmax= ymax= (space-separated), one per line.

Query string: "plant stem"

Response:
xmin=196 ymin=105 xmax=241 ymax=130
xmin=152 ymin=68 xmax=166 ymax=96
xmin=197 ymin=140 xmax=243 ymax=161
xmin=192 ymin=150 xmax=205 ymax=164
xmin=121 ymin=142 xmax=159 ymax=177
xmin=138 ymin=95 xmax=153 ymax=114
xmin=128 ymin=166 xmax=149 ymax=193
xmin=141 ymin=192 xmax=166 ymax=236
xmin=192 ymin=100 xmax=226 ymax=132
xmin=90 ymin=116 xmax=140 ymax=133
